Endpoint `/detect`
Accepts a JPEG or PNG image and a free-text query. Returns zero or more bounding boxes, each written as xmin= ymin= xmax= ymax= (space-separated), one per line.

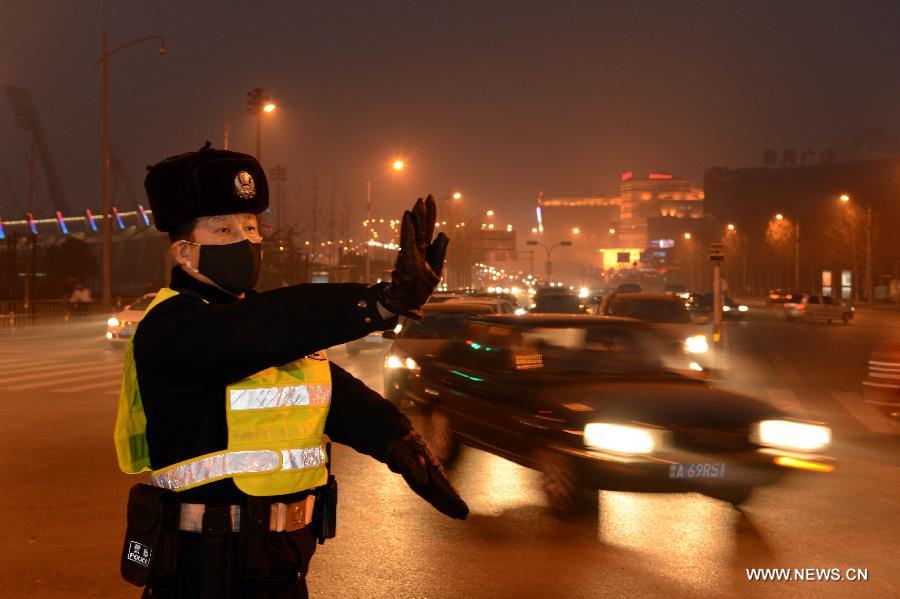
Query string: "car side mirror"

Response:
xmin=382 ymin=330 xmax=396 ymax=339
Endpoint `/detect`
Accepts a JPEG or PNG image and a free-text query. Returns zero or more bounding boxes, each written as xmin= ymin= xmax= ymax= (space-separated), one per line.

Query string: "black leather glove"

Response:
xmin=377 ymin=195 xmax=449 ymax=320
xmin=385 ymin=431 xmax=469 ymax=520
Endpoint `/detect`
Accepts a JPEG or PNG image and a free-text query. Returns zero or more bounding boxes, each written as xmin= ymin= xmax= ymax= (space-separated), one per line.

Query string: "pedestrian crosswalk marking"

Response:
xmin=830 ymin=391 xmax=898 ymax=435
xmin=4 ymin=365 xmax=122 ymax=390
xmin=0 ymin=362 xmax=119 ymax=386
xmin=765 ymin=388 xmax=807 ymax=416
xmin=0 ymin=360 xmax=74 ymax=378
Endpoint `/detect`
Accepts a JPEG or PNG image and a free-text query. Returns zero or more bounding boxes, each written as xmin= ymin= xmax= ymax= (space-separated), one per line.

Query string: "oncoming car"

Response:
xmin=594 ymin=293 xmax=711 ymax=367
xmin=405 ymin=315 xmax=834 ymax=513
xmin=106 ymin=293 xmax=156 ymax=344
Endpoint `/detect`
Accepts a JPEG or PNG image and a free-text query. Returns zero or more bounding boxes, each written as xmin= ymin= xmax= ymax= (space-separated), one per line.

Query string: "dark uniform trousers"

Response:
xmin=143 ymin=528 xmax=317 ymax=598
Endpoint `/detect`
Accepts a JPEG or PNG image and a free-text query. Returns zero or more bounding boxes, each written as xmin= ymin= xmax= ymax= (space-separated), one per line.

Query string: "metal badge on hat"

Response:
xmin=233 ymin=171 xmax=256 ymax=199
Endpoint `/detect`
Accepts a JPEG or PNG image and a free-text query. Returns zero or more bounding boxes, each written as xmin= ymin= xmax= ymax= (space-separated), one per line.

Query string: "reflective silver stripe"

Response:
xmin=150 ymin=450 xmax=280 ymax=490
xmin=229 ymin=385 xmax=331 ymax=411
xmin=281 ymin=446 xmax=327 ymax=471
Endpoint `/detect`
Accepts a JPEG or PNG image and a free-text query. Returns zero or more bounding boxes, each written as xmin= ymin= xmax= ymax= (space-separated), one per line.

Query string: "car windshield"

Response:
xmin=606 ymin=298 xmax=692 ymax=323
xmin=402 ymin=313 xmax=473 ymax=338
xmin=127 ymin=296 xmax=155 ymax=311
xmin=516 ymin=325 xmax=678 ymax=378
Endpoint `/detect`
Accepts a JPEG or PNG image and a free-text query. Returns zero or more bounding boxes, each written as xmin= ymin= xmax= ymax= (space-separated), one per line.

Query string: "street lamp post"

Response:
xmin=774 ymin=213 xmax=800 ymax=290
xmin=839 ymin=194 xmax=873 ymax=303
xmin=95 ymin=12 xmax=165 ymax=310
xmin=525 ymin=239 xmax=572 ymax=278
xmin=364 ymin=159 xmax=405 ymax=283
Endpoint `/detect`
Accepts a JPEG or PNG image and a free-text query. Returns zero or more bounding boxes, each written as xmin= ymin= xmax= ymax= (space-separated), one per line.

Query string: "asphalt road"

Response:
xmin=0 ymin=304 xmax=898 ymax=598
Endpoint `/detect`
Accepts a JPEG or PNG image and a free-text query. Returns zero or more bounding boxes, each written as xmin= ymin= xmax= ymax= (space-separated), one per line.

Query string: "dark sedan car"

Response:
xmin=405 ymin=315 xmax=833 ymax=513
xmin=382 ymin=302 xmax=500 ymax=405
xmin=686 ymin=292 xmax=749 ymax=319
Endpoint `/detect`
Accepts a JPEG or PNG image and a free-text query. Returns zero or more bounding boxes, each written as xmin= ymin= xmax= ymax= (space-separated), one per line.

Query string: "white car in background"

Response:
xmin=784 ymin=294 xmax=854 ymax=324
xmin=106 ymin=293 xmax=156 ymax=344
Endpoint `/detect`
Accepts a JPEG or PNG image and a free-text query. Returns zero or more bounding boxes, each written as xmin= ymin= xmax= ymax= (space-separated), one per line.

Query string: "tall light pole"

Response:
xmin=364 ymin=159 xmax=405 ymax=282
xmin=525 ymin=239 xmax=572 ymax=278
xmin=840 ymin=194 xmax=873 ymax=302
xmin=95 ymin=4 xmax=165 ymax=310
xmin=774 ymin=213 xmax=800 ymax=290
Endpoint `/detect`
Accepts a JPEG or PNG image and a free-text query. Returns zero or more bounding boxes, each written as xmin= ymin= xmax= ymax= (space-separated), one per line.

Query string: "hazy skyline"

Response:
xmin=2 ymin=0 xmax=899 ymax=235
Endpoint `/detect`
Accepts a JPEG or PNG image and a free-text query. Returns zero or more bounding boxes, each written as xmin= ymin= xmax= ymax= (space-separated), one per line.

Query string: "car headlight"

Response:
xmin=738 ymin=305 xmax=749 ymax=312
xmin=384 ymin=355 xmax=404 ymax=369
xmin=722 ymin=305 xmax=732 ymax=312
xmin=583 ymin=423 xmax=664 ymax=454
xmin=578 ymin=287 xmax=590 ymax=299
xmin=393 ymin=323 xmax=403 ymax=334
xmin=385 ymin=355 xmax=418 ymax=370
xmin=755 ymin=420 xmax=831 ymax=451
xmin=514 ymin=308 xmax=527 ymax=315
xmin=684 ymin=334 xmax=709 ymax=354
xmin=107 ymin=316 xmax=120 ymax=327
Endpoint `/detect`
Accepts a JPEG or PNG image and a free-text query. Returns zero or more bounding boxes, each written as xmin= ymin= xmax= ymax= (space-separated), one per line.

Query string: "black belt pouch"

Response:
xmin=314 ymin=475 xmax=338 ymax=544
xmin=120 ymin=483 xmax=179 ymax=587
xmin=238 ymin=495 xmax=272 ymax=579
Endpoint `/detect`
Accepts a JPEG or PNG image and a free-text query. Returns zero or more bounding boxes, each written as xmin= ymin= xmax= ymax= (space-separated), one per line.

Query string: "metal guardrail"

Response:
xmin=0 ymin=300 xmax=107 ymax=328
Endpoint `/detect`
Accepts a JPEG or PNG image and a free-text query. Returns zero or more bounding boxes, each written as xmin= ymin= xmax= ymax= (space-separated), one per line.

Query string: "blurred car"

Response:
xmin=106 ymin=293 xmax=156 ymax=344
xmin=686 ymin=292 xmax=749 ymax=319
xmin=454 ymin=296 xmax=516 ymax=314
xmin=406 ymin=314 xmax=834 ymax=512
xmin=382 ymin=302 xmax=497 ymax=404
xmin=784 ymin=294 xmax=854 ymax=324
xmin=615 ymin=283 xmax=642 ymax=293
xmin=861 ymin=339 xmax=900 ymax=419
xmin=663 ymin=284 xmax=690 ymax=299
xmin=427 ymin=293 xmax=468 ymax=304
xmin=531 ymin=290 xmax=587 ymax=314
xmin=595 ymin=293 xmax=711 ymax=365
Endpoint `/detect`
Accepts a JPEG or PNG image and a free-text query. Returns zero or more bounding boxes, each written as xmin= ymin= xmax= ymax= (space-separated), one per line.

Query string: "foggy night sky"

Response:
xmin=1 ymin=0 xmax=899 ymax=235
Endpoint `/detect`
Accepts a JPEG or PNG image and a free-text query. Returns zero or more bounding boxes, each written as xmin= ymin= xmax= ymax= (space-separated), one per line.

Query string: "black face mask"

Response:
xmin=189 ymin=239 xmax=262 ymax=295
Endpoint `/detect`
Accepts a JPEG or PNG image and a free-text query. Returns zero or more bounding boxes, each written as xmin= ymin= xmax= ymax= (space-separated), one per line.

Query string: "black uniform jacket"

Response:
xmin=132 ymin=266 xmax=413 ymax=504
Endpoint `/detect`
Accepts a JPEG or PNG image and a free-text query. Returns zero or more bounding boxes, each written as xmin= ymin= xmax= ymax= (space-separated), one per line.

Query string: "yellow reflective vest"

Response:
xmin=114 ymin=288 xmax=331 ymax=496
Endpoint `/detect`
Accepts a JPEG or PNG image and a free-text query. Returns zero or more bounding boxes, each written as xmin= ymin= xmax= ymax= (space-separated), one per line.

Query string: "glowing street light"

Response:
xmin=262 ymin=102 xmax=276 ymax=113
xmin=727 ymin=223 xmax=736 ymax=231
xmin=392 ymin=159 xmax=406 ymax=171
xmin=683 ymin=232 xmax=692 ymax=240
xmin=572 ymin=227 xmax=581 ymax=235
xmin=839 ymin=194 xmax=850 ymax=203
xmin=452 ymin=192 xmax=462 ymax=200
xmin=775 ymin=213 xmax=784 ymax=221
xmin=486 ymin=209 xmax=494 ymax=217
xmin=608 ymin=228 xmax=616 ymax=234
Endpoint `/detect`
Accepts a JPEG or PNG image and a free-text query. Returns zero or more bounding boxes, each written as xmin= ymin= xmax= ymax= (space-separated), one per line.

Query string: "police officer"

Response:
xmin=114 ymin=143 xmax=468 ymax=598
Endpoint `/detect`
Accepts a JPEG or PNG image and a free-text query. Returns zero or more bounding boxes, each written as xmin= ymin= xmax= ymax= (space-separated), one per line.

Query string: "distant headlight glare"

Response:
xmin=584 ymin=423 xmax=659 ymax=454
xmin=722 ymin=305 xmax=732 ymax=312
xmin=684 ymin=334 xmax=709 ymax=354
xmin=756 ymin=420 xmax=831 ymax=451
xmin=738 ymin=305 xmax=749 ymax=312
xmin=107 ymin=317 xmax=120 ymax=327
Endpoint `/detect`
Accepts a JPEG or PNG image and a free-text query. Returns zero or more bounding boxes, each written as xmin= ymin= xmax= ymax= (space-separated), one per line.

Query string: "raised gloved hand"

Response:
xmin=377 ymin=195 xmax=449 ymax=320
xmin=385 ymin=431 xmax=469 ymax=520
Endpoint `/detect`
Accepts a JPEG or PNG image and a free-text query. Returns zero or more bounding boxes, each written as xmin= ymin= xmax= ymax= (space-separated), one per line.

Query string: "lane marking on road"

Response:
xmin=829 ymin=391 xmax=898 ymax=434
xmin=57 ymin=380 xmax=123 ymax=393
xmin=3 ymin=365 xmax=122 ymax=390
xmin=765 ymin=388 xmax=807 ymax=416
xmin=0 ymin=360 xmax=83 ymax=378
xmin=0 ymin=357 xmax=61 ymax=369
xmin=0 ymin=361 xmax=119 ymax=384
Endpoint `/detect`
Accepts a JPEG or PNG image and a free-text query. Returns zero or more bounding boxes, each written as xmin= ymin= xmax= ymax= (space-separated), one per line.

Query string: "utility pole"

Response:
xmin=95 ymin=4 xmax=165 ymax=310
xmin=709 ymin=242 xmax=726 ymax=346
xmin=268 ymin=165 xmax=287 ymax=232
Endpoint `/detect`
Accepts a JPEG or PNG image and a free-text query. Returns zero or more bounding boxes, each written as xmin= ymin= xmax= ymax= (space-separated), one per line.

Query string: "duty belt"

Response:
xmin=178 ymin=496 xmax=315 ymax=533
